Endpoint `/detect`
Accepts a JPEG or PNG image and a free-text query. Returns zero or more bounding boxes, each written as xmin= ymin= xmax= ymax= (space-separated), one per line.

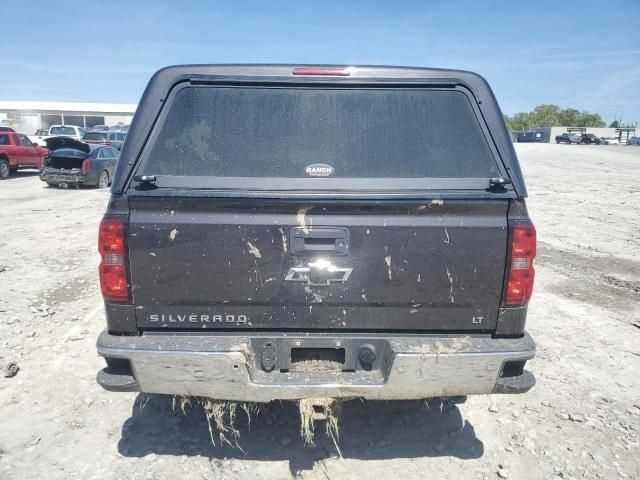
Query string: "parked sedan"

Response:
xmin=600 ymin=137 xmax=620 ymax=145
xmin=40 ymin=137 xmax=120 ymax=188
xmin=627 ymin=137 xmax=640 ymax=146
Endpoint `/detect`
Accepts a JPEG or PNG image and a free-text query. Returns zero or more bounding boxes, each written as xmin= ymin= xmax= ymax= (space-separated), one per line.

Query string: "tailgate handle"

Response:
xmin=290 ymin=227 xmax=350 ymax=256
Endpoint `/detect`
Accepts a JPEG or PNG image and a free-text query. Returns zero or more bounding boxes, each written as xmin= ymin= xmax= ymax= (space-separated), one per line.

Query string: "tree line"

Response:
xmin=504 ymin=104 xmax=609 ymax=132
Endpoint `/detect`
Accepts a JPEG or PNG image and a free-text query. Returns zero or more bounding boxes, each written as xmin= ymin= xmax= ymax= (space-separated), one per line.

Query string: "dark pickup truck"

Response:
xmin=96 ymin=65 xmax=536 ymax=410
xmin=580 ymin=133 xmax=601 ymax=145
xmin=555 ymin=132 xmax=581 ymax=144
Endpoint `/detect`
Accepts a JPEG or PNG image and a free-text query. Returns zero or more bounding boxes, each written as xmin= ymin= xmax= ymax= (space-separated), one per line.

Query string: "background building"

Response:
xmin=0 ymin=101 xmax=136 ymax=133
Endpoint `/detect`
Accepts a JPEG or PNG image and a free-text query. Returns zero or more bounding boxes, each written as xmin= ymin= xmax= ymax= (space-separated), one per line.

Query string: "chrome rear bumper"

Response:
xmin=96 ymin=330 xmax=535 ymax=401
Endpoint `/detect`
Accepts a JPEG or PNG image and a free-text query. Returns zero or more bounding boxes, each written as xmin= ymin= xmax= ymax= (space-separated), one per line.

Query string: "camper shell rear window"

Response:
xmin=136 ymin=85 xmax=504 ymax=191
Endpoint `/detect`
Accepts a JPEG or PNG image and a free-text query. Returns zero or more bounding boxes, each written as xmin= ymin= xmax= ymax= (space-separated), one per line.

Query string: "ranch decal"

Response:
xmin=305 ymin=164 xmax=335 ymax=177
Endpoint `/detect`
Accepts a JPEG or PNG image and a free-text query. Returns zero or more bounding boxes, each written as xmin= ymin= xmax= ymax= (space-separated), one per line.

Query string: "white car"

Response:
xmin=600 ymin=137 xmax=620 ymax=145
xmin=28 ymin=125 xmax=84 ymax=146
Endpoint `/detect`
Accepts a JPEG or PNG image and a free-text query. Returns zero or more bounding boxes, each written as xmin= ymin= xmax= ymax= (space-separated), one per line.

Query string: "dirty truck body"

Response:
xmin=96 ymin=65 xmax=537 ymax=402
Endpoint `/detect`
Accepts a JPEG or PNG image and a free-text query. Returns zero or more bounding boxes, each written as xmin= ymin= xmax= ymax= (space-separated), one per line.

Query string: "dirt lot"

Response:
xmin=0 ymin=144 xmax=639 ymax=480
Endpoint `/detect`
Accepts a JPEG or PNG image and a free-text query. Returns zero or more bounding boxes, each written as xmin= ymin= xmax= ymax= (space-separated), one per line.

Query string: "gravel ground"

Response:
xmin=0 ymin=143 xmax=639 ymax=480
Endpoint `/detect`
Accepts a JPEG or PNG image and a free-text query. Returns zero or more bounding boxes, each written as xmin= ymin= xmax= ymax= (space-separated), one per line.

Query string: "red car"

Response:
xmin=0 ymin=132 xmax=49 ymax=179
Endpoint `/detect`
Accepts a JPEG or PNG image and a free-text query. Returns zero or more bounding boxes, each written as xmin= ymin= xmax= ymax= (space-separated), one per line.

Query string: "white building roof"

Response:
xmin=0 ymin=101 xmax=136 ymax=114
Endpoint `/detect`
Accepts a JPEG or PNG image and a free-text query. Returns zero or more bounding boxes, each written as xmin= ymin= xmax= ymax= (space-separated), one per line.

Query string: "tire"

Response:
xmin=98 ymin=170 xmax=110 ymax=189
xmin=0 ymin=159 xmax=10 ymax=180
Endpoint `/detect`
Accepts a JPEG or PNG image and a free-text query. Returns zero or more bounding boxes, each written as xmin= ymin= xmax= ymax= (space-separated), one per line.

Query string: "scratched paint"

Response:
xmin=278 ymin=227 xmax=288 ymax=252
xmin=297 ymin=207 xmax=311 ymax=234
xmin=445 ymin=266 xmax=454 ymax=303
xmin=247 ymin=241 xmax=262 ymax=258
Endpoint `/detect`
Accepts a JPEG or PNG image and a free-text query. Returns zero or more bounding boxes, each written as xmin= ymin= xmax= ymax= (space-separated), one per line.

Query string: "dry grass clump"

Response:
xmin=173 ymin=395 xmax=343 ymax=456
xmin=298 ymin=398 xmax=342 ymax=457
xmin=173 ymin=396 xmax=259 ymax=450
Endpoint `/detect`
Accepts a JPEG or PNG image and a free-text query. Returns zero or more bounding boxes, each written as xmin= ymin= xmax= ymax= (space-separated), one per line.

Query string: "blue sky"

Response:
xmin=3 ymin=0 xmax=639 ymax=124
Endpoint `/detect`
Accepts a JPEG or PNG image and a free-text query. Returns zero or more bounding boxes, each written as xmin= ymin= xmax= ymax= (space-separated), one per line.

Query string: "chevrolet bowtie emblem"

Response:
xmin=284 ymin=259 xmax=353 ymax=287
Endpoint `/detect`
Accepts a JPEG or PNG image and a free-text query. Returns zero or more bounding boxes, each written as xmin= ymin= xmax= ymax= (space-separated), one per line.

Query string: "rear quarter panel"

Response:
xmin=85 ymin=153 xmax=102 ymax=185
xmin=108 ymin=157 xmax=118 ymax=178
xmin=88 ymin=152 xmax=118 ymax=185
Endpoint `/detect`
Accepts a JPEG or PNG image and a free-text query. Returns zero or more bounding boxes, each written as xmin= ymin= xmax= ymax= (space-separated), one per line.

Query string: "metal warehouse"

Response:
xmin=0 ymin=101 xmax=136 ymax=133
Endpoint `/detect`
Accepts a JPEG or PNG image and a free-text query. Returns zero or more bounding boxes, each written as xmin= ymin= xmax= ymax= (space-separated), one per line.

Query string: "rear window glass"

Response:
xmin=50 ymin=126 xmax=77 ymax=135
xmin=83 ymin=132 xmax=107 ymax=141
xmin=142 ymin=86 xmax=499 ymax=179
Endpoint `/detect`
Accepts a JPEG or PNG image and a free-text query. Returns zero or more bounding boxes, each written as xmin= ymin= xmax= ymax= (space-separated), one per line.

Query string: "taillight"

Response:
xmin=82 ymin=159 xmax=90 ymax=175
xmin=504 ymin=224 xmax=536 ymax=306
xmin=292 ymin=67 xmax=352 ymax=76
xmin=98 ymin=218 xmax=128 ymax=302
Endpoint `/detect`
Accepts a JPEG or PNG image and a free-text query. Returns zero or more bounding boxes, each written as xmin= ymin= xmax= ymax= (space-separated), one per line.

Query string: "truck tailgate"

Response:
xmin=128 ymin=197 xmax=508 ymax=331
